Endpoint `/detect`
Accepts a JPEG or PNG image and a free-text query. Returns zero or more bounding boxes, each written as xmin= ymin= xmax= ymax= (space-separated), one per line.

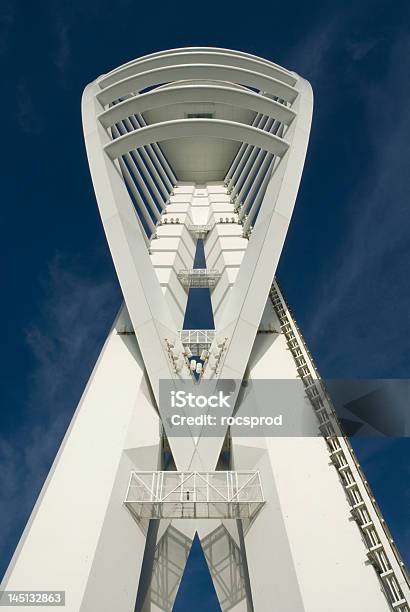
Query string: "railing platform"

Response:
xmin=180 ymin=329 xmax=215 ymax=355
xmin=186 ymin=223 xmax=214 ymax=239
xmin=125 ymin=471 xmax=265 ymax=520
xmin=177 ymin=269 xmax=221 ymax=290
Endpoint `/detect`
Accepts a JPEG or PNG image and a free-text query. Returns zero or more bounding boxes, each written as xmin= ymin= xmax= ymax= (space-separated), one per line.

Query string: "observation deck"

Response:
xmin=124 ymin=470 xmax=264 ymax=520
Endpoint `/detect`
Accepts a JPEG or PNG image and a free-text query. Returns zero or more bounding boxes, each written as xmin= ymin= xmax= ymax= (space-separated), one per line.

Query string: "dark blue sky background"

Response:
xmin=0 ymin=0 xmax=409 ymax=608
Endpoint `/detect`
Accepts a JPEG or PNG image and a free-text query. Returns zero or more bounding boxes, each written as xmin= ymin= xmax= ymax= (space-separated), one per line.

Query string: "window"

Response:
xmin=186 ymin=113 xmax=214 ymax=119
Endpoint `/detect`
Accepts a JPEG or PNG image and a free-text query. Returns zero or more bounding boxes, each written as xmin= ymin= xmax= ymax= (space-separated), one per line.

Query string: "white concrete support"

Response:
xmin=118 ymin=156 xmax=157 ymax=238
xmin=136 ymin=113 xmax=177 ymax=187
xmin=1 ymin=308 xmax=162 ymax=612
xmin=241 ymin=158 xmax=276 ymax=235
xmin=236 ymin=148 xmax=268 ymax=207
xmin=236 ymin=123 xmax=281 ymax=209
xmin=228 ymin=115 xmax=268 ymax=194
xmin=113 ymin=125 xmax=162 ymax=224
xmin=225 ymin=113 xmax=263 ymax=184
xmin=232 ymin=295 xmax=408 ymax=612
xmin=239 ymin=153 xmax=274 ymax=222
xmin=121 ymin=117 xmax=168 ymax=206
xmin=195 ymin=78 xmax=314 ymax=471
xmin=128 ymin=115 xmax=172 ymax=199
xmin=204 ymin=77 xmax=313 ymax=390
xmin=235 ymin=119 xmax=281 ymax=206
xmin=230 ymin=117 xmax=275 ymax=201
xmin=268 ymin=281 xmax=410 ymax=611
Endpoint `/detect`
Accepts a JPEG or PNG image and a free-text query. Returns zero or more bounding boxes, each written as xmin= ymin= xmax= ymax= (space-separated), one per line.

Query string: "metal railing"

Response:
xmin=177 ymin=268 xmax=222 ymax=290
xmin=186 ymin=223 xmax=214 ymax=239
xmin=180 ymin=329 xmax=215 ymax=355
xmin=125 ymin=470 xmax=265 ymax=520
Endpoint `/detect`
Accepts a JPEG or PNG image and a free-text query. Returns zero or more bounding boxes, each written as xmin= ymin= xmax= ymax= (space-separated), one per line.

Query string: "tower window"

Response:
xmin=186 ymin=113 xmax=214 ymax=119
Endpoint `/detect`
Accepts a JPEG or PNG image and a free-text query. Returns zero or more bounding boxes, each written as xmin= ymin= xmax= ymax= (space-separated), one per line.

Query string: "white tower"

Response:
xmin=2 ymin=48 xmax=409 ymax=612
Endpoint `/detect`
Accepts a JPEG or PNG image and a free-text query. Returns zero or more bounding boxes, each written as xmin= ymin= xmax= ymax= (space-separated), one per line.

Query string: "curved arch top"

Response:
xmin=98 ymin=84 xmax=296 ymax=128
xmin=98 ymin=50 xmax=297 ymax=90
xmin=101 ymin=46 xmax=296 ymax=84
xmin=104 ymin=118 xmax=290 ymax=160
xmin=96 ymin=63 xmax=298 ymax=107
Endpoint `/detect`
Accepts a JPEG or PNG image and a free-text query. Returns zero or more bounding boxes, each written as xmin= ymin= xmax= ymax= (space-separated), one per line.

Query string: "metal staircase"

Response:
xmin=269 ymin=279 xmax=410 ymax=612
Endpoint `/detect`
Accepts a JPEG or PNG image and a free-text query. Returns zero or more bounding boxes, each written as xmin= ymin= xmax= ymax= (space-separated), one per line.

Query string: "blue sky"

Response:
xmin=0 ymin=0 xmax=409 ymax=607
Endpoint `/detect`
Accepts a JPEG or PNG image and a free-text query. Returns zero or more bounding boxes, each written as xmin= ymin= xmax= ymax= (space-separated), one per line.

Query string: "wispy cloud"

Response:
xmin=304 ymin=31 xmax=410 ymax=376
xmin=345 ymin=37 xmax=379 ymax=61
xmin=0 ymin=254 xmax=119 ymax=577
xmin=285 ymin=14 xmax=343 ymax=80
xmin=0 ymin=3 xmax=15 ymax=56
xmin=15 ymin=81 xmax=44 ymax=134
xmin=286 ymin=14 xmax=410 ymax=570
xmin=53 ymin=16 xmax=71 ymax=77
xmin=25 ymin=254 xmax=118 ymax=413
xmin=48 ymin=4 xmax=78 ymax=83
